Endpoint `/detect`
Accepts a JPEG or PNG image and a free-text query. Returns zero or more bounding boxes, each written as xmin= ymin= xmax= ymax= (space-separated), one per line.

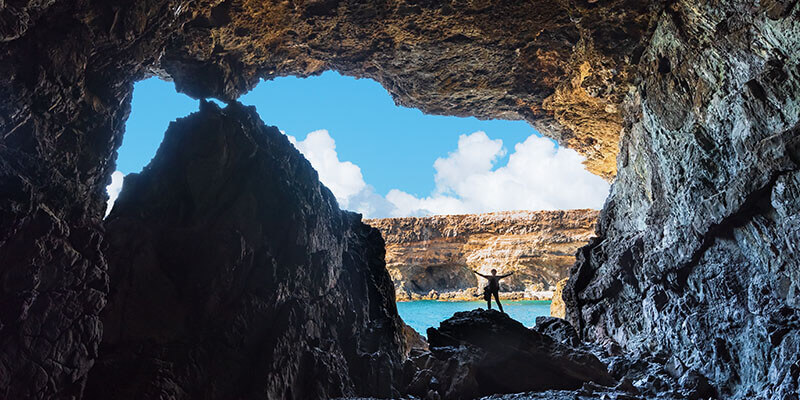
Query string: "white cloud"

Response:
xmin=105 ymin=170 xmax=124 ymax=217
xmin=287 ymin=129 xmax=609 ymax=219
xmin=386 ymin=132 xmax=609 ymax=216
xmin=287 ymin=130 xmax=396 ymax=217
xmin=288 ymin=130 xmax=366 ymax=201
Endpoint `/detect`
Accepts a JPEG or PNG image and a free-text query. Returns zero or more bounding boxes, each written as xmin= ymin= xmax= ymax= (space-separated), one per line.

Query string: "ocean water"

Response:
xmin=396 ymin=300 xmax=552 ymax=335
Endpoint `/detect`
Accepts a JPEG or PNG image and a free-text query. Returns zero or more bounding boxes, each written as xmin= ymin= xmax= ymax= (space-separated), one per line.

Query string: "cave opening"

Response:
xmin=3 ymin=0 xmax=799 ymax=398
xmin=108 ymin=72 xmax=610 ymax=219
xmin=105 ymin=69 xmax=611 ymax=342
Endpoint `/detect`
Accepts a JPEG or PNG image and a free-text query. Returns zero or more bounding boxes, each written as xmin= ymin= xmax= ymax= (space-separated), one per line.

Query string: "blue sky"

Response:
xmin=109 ymin=71 xmax=609 ymax=218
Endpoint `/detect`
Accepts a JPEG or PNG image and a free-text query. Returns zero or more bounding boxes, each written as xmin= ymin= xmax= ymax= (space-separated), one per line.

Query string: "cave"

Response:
xmin=2 ymin=0 xmax=800 ymax=399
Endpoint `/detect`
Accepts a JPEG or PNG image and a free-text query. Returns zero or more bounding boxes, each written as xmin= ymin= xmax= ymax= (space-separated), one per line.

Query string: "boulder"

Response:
xmin=413 ymin=309 xmax=615 ymax=399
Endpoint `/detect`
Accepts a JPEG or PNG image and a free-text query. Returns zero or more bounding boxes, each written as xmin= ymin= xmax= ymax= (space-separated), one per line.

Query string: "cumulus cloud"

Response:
xmin=288 ymin=130 xmax=367 ymax=201
xmin=105 ymin=170 xmax=124 ymax=217
xmin=386 ymin=132 xmax=610 ymax=216
xmin=287 ymin=130 xmax=396 ymax=217
xmin=287 ymin=129 xmax=609 ymax=219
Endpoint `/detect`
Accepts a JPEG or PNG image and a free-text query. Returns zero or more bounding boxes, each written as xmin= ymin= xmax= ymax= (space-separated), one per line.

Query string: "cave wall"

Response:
xmin=4 ymin=0 xmax=800 ymax=398
xmin=84 ymin=100 xmax=405 ymax=399
xmin=0 ymin=2 xmax=655 ymax=397
xmin=565 ymin=1 xmax=800 ymax=397
xmin=0 ymin=0 xmax=199 ymax=397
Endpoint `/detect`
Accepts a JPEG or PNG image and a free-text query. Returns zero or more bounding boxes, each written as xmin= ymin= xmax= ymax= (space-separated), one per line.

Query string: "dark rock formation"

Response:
xmin=0 ymin=2 xmax=652 ymax=392
xmin=406 ymin=309 xmax=615 ymax=399
xmin=83 ymin=100 xmax=405 ymax=399
xmin=3 ymin=0 xmax=800 ymax=398
xmin=534 ymin=317 xmax=581 ymax=348
xmin=0 ymin=0 xmax=655 ymax=396
xmin=564 ymin=1 xmax=800 ymax=398
xmin=402 ymin=322 xmax=428 ymax=357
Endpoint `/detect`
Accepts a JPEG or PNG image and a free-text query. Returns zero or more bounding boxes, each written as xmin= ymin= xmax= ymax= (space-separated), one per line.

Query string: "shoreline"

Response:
xmin=395 ymin=290 xmax=555 ymax=302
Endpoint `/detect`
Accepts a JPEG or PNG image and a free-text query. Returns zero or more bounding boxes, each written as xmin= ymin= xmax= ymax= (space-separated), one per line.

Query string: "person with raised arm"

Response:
xmin=472 ymin=269 xmax=514 ymax=313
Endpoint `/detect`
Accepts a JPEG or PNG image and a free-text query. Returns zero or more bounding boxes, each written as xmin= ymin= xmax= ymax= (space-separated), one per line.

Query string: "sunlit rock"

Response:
xmin=366 ymin=210 xmax=598 ymax=302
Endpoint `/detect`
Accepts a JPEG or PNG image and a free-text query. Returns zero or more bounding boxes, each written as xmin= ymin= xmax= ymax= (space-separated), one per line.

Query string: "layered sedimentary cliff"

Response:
xmin=85 ymin=100 xmax=405 ymax=399
xmin=365 ymin=210 xmax=598 ymax=301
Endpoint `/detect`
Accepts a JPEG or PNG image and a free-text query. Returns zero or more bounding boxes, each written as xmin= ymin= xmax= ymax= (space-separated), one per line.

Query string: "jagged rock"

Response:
xmin=83 ymin=100 xmax=405 ymax=399
xmin=565 ymin=1 xmax=800 ymax=397
xmin=3 ymin=0 xmax=800 ymax=398
xmin=549 ymin=278 xmax=568 ymax=318
xmin=411 ymin=309 xmax=616 ymax=399
xmin=0 ymin=2 xmax=651 ymax=392
xmin=533 ymin=317 xmax=580 ymax=348
xmin=402 ymin=322 xmax=429 ymax=356
xmin=365 ymin=210 xmax=597 ymax=301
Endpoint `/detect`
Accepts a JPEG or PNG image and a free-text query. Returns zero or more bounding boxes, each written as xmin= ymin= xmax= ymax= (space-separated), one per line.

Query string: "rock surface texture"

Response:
xmin=550 ymin=278 xmax=569 ymax=319
xmin=84 ymin=101 xmax=405 ymax=399
xmin=413 ymin=314 xmax=713 ymax=400
xmin=3 ymin=0 xmax=800 ymax=398
xmin=565 ymin=1 xmax=800 ymax=398
xmin=404 ymin=309 xmax=616 ymax=399
xmin=365 ymin=210 xmax=598 ymax=301
xmin=0 ymin=0 xmax=652 ymax=392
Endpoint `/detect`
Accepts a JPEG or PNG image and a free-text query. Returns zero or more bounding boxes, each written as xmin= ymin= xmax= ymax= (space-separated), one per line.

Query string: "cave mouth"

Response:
xmin=109 ymin=71 xmax=610 ymax=219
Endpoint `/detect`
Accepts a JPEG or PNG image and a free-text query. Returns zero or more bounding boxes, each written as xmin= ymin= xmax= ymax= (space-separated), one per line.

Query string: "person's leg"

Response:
xmin=494 ymin=291 xmax=503 ymax=313
xmin=487 ymin=297 xmax=492 ymax=310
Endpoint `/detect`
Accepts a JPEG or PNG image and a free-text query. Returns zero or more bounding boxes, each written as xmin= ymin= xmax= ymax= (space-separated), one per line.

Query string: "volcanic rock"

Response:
xmin=3 ymin=0 xmax=800 ymax=398
xmin=365 ymin=210 xmax=597 ymax=301
xmin=83 ymin=100 xmax=405 ymax=399
xmin=564 ymin=1 xmax=800 ymax=397
xmin=0 ymin=1 xmax=651 ymax=396
xmin=410 ymin=309 xmax=615 ymax=399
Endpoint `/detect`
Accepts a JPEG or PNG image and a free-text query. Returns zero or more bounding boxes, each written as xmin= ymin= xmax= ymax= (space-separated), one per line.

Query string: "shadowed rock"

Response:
xmin=2 ymin=0 xmax=800 ymax=398
xmin=565 ymin=2 xmax=800 ymax=397
xmin=83 ymin=100 xmax=405 ymax=399
xmin=409 ymin=309 xmax=615 ymax=399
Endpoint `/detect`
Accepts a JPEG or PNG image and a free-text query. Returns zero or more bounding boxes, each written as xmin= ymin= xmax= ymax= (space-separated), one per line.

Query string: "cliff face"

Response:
xmin=565 ymin=2 xmax=800 ymax=398
xmin=84 ymin=100 xmax=405 ymax=399
xmin=365 ymin=210 xmax=598 ymax=301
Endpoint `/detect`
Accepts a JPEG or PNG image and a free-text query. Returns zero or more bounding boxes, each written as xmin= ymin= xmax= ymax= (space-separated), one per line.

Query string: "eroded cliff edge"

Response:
xmin=365 ymin=210 xmax=598 ymax=301
xmin=85 ymin=101 xmax=405 ymax=399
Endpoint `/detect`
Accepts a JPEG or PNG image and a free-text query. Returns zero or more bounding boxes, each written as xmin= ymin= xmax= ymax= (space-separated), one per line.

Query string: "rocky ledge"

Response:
xmin=365 ymin=210 xmax=598 ymax=302
xmin=401 ymin=310 xmax=714 ymax=400
xmin=411 ymin=309 xmax=615 ymax=399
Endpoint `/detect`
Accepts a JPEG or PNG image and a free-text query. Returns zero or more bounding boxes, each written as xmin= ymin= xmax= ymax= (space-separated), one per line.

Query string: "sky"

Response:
xmin=107 ymin=71 xmax=609 ymax=218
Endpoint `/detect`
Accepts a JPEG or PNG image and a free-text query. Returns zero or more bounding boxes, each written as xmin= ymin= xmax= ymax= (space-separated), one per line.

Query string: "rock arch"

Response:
xmin=2 ymin=0 xmax=800 ymax=398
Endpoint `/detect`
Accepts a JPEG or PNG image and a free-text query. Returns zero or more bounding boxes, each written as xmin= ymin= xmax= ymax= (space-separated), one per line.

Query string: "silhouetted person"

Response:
xmin=472 ymin=269 xmax=514 ymax=313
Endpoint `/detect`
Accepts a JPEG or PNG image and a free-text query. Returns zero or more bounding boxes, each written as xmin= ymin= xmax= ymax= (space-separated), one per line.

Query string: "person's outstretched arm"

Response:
xmin=499 ymin=272 xmax=514 ymax=278
xmin=472 ymin=270 xmax=489 ymax=278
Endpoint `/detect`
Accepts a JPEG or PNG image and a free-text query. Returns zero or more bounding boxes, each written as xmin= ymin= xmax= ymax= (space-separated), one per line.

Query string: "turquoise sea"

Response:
xmin=396 ymin=300 xmax=552 ymax=335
